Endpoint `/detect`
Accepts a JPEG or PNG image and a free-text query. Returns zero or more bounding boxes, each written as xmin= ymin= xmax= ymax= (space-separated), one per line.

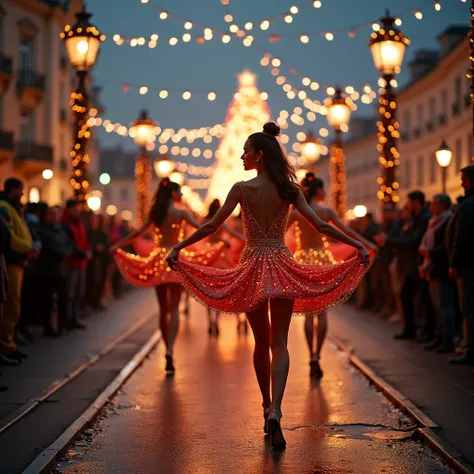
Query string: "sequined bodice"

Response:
xmin=240 ymin=182 xmax=290 ymax=247
xmin=153 ymin=220 xmax=185 ymax=247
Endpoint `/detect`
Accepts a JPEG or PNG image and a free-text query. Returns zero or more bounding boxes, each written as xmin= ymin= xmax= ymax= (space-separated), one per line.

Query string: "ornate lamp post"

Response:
xmin=301 ymin=131 xmax=323 ymax=171
xmin=130 ymin=110 xmax=156 ymax=226
xmin=436 ymin=140 xmax=453 ymax=194
xmin=369 ymin=10 xmax=409 ymax=208
xmin=61 ymin=6 xmax=104 ymax=203
xmin=325 ymin=88 xmax=352 ymax=219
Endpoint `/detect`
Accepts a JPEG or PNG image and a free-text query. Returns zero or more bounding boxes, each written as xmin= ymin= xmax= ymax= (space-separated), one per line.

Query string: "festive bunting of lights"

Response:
xmin=110 ymin=0 xmax=448 ymax=48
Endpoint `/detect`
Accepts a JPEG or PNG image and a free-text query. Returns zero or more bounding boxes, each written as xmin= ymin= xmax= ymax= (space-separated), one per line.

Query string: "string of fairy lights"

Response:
xmin=109 ymin=0 xmax=455 ymax=48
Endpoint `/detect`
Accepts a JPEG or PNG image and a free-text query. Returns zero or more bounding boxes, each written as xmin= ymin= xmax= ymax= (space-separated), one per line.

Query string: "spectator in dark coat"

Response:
xmin=446 ymin=165 xmax=474 ymax=365
xmin=18 ymin=202 xmax=45 ymax=343
xmin=62 ymin=199 xmax=90 ymax=330
xmin=418 ymin=194 xmax=456 ymax=352
xmin=37 ymin=206 xmax=73 ymax=336
xmin=375 ymin=190 xmax=433 ymax=340
xmin=85 ymin=213 xmax=109 ymax=311
xmin=0 ymin=214 xmax=14 ymax=373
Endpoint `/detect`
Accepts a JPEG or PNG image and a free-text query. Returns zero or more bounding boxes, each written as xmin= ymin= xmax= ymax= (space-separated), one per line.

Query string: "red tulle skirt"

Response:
xmin=175 ymin=243 xmax=367 ymax=315
xmin=114 ymin=241 xmax=227 ymax=288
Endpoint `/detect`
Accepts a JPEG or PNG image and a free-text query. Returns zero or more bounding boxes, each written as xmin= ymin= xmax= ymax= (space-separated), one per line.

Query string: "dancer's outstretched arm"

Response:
xmin=326 ymin=209 xmax=378 ymax=252
xmin=110 ymin=220 xmax=152 ymax=252
xmin=294 ymin=191 xmax=369 ymax=264
xmin=167 ymin=184 xmax=240 ymax=267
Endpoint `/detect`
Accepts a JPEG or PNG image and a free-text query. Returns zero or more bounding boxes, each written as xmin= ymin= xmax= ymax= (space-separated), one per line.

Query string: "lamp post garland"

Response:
xmin=61 ymin=7 xmax=104 ymax=203
xmin=301 ymin=131 xmax=322 ymax=172
xmin=369 ymin=11 xmax=409 ymax=208
xmin=325 ymin=88 xmax=352 ymax=219
xmin=130 ymin=110 xmax=156 ymax=227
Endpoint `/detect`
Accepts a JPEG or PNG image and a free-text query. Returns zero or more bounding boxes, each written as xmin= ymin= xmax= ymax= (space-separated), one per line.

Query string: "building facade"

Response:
xmin=0 ymin=0 xmax=101 ymax=205
xmin=397 ymin=27 xmax=472 ymax=202
xmin=326 ymin=26 xmax=472 ymax=220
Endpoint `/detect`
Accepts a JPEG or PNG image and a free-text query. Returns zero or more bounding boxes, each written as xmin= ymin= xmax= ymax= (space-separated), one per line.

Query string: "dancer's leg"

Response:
xmin=315 ymin=311 xmax=328 ymax=357
xmin=246 ymin=302 xmax=271 ymax=408
xmin=269 ymin=299 xmax=294 ymax=413
xmin=304 ymin=314 xmax=314 ymax=358
xmin=155 ymin=285 xmax=169 ymax=349
xmin=167 ymin=284 xmax=182 ymax=354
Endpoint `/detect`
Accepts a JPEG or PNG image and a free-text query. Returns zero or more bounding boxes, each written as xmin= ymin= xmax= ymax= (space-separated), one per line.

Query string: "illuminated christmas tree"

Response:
xmin=207 ymin=71 xmax=271 ymax=204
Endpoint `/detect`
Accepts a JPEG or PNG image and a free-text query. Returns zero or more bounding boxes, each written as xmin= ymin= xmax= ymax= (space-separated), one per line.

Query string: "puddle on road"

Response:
xmin=326 ymin=424 xmax=416 ymax=441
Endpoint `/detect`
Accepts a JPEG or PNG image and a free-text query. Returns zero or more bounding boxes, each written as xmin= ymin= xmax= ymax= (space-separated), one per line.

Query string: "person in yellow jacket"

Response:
xmin=0 ymin=178 xmax=34 ymax=363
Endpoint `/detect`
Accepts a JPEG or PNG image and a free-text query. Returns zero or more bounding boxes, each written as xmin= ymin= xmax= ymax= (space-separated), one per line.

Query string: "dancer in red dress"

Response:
xmin=287 ymin=173 xmax=377 ymax=378
xmin=203 ymin=199 xmax=244 ymax=335
xmin=166 ymin=123 xmax=369 ymax=449
xmin=110 ymin=178 xmax=222 ymax=372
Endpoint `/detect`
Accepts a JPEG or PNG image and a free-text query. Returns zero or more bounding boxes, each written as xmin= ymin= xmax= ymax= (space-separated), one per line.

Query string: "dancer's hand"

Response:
xmin=356 ymin=243 xmax=370 ymax=266
xmin=166 ymin=247 xmax=180 ymax=270
xmin=109 ymin=244 xmax=119 ymax=255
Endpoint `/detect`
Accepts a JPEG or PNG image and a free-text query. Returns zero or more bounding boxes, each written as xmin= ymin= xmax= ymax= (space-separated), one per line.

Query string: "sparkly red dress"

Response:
xmin=114 ymin=221 xmax=226 ymax=288
xmin=175 ymin=182 xmax=368 ymax=315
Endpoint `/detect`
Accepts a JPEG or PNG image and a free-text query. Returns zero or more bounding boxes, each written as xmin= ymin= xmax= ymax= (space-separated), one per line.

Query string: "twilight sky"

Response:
xmin=87 ymin=0 xmax=469 ymax=156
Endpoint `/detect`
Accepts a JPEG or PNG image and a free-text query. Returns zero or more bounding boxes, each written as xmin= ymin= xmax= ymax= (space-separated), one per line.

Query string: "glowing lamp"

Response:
xmin=239 ymin=70 xmax=256 ymax=87
xmin=130 ymin=110 xmax=156 ymax=148
xmin=61 ymin=7 xmax=103 ymax=72
xmin=325 ymin=88 xmax=352 ymax=131
xmin=301 ymin=132 xmax=323 ymax=163
xmin=42 ymin=169 xmax=54 ymax=180
xmin=170 ymin=171 xmax=185 ymax=185
xmin=369 ymin=12 xmax=409 ymax=75
xmin=106 ymin=205 xmax=117 ymax=216
xmin=154 ymin=157 xmax=175 ymax=177
xmin=354 ymin=205 xmax=368 ymax=218
xmin=87 ymin=195 xmax=101 ymax=212
xmin=99 ymin=172 xmax=111 ymax=185
xmin=435 ymin=140 xmax=452 ymax=168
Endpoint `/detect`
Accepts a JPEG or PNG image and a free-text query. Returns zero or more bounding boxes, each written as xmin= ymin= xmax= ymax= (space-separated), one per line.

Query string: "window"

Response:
xmin=440 ymin=89 xmax=448 ymax=125
xmin=19 ymin=111 xmax=35 ymax=142
xmin=19 ymin=36 xmax=35 ymax=70
xmin=430 ymin=153 xmax=437 ymax=183
xmin=415 ymin=105 xmax=424 ymax=135
xmin=454 ymin=77 xmax=462 ymax=111
xmin=455 ymin=139 xmax=462 ymax=171
xmin=428 ymin=98 xmax=436 ymax=127
xmin=404 ymin=159 xmax=412 ymax=187
xmin=120 ymin=187 xmax=129 ymax=199
xmin=403 ymin=110 xmax=411 ymax=138
xmin=417 ymin=156 xmax=424 ymax=186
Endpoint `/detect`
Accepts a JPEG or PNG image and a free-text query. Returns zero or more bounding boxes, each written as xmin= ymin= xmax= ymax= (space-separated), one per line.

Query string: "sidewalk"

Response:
xmin=329 ymin=304 xmax=474 ymax=467
xmin=0 ymin=288 xmax=157 ymax=425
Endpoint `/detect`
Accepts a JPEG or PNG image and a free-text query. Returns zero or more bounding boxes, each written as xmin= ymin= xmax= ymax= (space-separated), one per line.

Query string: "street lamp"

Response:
xmin=325 ymin=88 xmax=352 ymax=219
xmin=130 ymin=110 xmax=156 ymax=226
xmin=61 ymin=6 xmax=104 ymax=203
xmin=369 ymin=10 xmax=409 ymax=208
xmin=154 ymin=156 xmax=175 ymax=178
xmin=300 ymin=131 xmax=322 ymax=168
xmin=436 ymin=140 xmax=453 ymax=194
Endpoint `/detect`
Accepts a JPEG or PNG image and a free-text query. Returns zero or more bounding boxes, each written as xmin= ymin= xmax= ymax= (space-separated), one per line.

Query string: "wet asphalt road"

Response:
xmin=55 ymin=299 xmax=451 ymax=474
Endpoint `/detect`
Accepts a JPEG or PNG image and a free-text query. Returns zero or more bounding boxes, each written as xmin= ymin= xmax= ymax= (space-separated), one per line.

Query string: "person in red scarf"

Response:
xmin=62 ymin=199 xmax=91 ymax=330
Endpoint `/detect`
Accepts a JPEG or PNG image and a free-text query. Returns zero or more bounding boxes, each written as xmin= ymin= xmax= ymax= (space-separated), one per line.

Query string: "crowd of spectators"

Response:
xmin=0 ymin=177 xmax=132 ymax=391
xmin=354 ymin=165 xmax=474 ymax=368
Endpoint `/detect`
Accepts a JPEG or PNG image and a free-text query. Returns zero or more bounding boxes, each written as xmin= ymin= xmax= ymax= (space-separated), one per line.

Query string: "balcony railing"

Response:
xmin=0 ymin=54 xmax=12 ymax=76
xmin=439 ymin=114 xmax=447 ymax=126
xmin=16 ymin=69 xmax=45 ymax=91
xmin=452 ymin=103 xmax=461 ymax=116
xmin=0 ymin=129 xmax=14 ymax=152
xmin=15 ymin=141 xmax=53 ymax=163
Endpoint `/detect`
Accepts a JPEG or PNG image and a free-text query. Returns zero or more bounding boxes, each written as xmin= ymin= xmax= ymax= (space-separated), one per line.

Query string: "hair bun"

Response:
xmin=305 ymin=172 xmax=315 ymax=180
xmin=263 ymin=122 xmax=280 ymax=137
